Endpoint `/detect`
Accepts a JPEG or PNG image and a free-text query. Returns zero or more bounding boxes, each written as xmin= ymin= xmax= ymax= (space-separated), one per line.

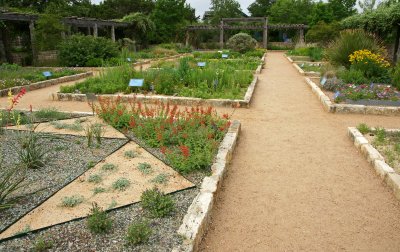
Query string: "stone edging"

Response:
xmin=305 ymin=77 xmax=400 ymax=116
xmin=172 ymin=120 xmax=241 ymax=252
xmin=0 ymin=72 xmax=93 ymax=97
xmin=348 ymin=127 xmax=400 ymax=200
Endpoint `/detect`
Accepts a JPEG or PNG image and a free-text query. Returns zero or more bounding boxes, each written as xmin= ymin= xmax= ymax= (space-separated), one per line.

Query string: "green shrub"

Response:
xmin=102 ymin=163 xmax=117 ymax=171
xmin=112 ymin=178 xmax=130 ymax=191
xmin=126 ymin=220 xmax=152 ymax=245
xmin=140 ymin=188 xmax=175 ymax=218
xmin=325 ymin=29 xmax=384 ymax=68
xmin=88 ymin=174 xmax=102 ymax=184
xmin=58 ymin=35 xmax=119 ymax=67
xmin=226 ymin=33 xmax=257 ymax=53
xmin=33 ymin=236 xmax=53 ymax=252
xmin=87 ymin=203 xmax=113 ymax=234
xmin=0 ymin=159 xmax=26 ymax=210
xmin=306 ymin=21 xmax=340 ymax=46
xmin=357 ymin=123 xmax=370 ymax=134
xmin=138 ymin=163 xmax=153 ymax=175
xmin=337 ymin=69 xmax=368 ymax=84
xmin=33 ymin=108 xmax=67 ymax=121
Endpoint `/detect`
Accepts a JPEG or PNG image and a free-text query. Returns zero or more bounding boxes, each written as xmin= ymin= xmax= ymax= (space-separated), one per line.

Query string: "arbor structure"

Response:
xmin=186 ymin=17 xmax=307 ymax=49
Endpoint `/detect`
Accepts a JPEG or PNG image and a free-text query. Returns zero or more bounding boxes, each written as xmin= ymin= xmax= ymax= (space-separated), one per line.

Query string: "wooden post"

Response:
xmin=93 ymin=23 xmax=98 ymax=37
xmin=220 ymin=20 xmax=224 ymax=49
xmin=111 ymin=25 xmax=115 ymax=42
xmin=299 ymin=26 xmax=305 ymax=45
xmin=185 ymin=30 xmax=190 ymax=47
xmin=263 ymin=17 xmax=268 ymax=49
xmin=393 ymin=24 xmax=400 ymax=64
xmin=29 ymin=21 xmax=37 ymax=66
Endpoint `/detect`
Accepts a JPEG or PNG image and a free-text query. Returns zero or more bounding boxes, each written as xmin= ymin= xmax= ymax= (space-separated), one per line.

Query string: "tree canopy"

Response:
xmin=209 ymin=0 xmax=243 ymax=24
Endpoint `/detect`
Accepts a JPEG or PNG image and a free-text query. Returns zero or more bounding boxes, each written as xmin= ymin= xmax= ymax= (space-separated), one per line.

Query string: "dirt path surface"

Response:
xmin=200 ymin=52 xmax=400 ymax=251
xmin=2 ymin=52 xmax=400 ymax=251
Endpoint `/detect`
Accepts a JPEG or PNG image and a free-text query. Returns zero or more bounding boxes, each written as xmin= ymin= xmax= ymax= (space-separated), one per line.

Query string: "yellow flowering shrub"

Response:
xmin=348 ymin=49 xmax=391 ymax=83
xmin=349 ymin=49 xmax=390 ymax=68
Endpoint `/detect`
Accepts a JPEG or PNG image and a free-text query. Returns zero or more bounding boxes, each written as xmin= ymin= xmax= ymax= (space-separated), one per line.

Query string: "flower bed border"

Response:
xmin=288 ymin=57 xmax=321 ymax=77
xmin=305 ymin=77 xmax=400 ymax=116
xmin=348 ymin=127 xmax=400 ymax=201
xmin=172 ymin=120 xmax=241 ymax=252
xmin=0 ymin=72 xmax=93 ymax=97
xmin=53 ymin=64 xmax=262 ymax=108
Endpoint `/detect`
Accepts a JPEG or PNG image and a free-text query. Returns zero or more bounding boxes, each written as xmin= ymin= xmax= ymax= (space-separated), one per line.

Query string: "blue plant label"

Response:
xmin=43 ymin=71 xmax=52 ymax=77
xmin=334 ymin=91 xmax=341 ymax=99
xmin=127 ymin=58 xmax=132 ymax=62
xmin=300 ymin=63 xmax=304 ymax=68
xmin=129 ymin=79 xmax=144 ymax=87
xmin=320 ymin=76 xmax=327 ymax=86
xmin=197 ymin=62 xmax=206 ymax=67
xmin=222 ymin=54 xmax=228 ymax=58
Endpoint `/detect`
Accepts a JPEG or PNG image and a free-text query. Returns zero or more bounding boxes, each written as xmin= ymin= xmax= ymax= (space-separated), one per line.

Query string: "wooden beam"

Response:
xmin=222 ymin=17 xmax=266 ymax=22
xmin=0 ymin=12 xmax=38 ymax=22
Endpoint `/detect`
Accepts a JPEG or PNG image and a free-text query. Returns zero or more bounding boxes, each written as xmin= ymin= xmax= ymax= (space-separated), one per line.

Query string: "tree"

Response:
xmin=149 ymin=0 xmax=196 ymax=43
xmin=328 ymin=0 xmax=357 ymax=20
xmin=358 ymin=0 xmax=377 ymax=12
xmin=269 ymin=0 xmax=314 ymax=24
xmin=308 ymin=1 xmax=335 ymax=26
xmin=209 ymin=0 xmax=243 ymax=24
xmin=89 ymin=0 xmax=155 ymax=19
xmin=120 ymin=12 xmax=155 ymax=46
xmin=248 ymin=0 xmax=275 ymax=17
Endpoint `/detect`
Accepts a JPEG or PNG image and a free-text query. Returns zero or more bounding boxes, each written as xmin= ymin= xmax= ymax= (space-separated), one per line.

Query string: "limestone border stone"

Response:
xmin=0 ymin=72 xmax=93 ymax=97
xmin=172 ymin=120 xmax=241 ymax=252
xmin=348 ymin=127 xmax=400 ymax=200
xmin=305 ymin=77 xmax=400 ymax=116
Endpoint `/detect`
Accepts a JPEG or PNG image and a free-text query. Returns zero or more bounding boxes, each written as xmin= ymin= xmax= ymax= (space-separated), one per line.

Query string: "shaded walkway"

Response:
xmin=200 ymin=52 xmax=400 ymax=251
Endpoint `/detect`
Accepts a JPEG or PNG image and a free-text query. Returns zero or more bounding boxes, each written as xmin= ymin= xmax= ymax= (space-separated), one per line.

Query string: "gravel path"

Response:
xmin=199 ymin=52 xmax=400 ymax=251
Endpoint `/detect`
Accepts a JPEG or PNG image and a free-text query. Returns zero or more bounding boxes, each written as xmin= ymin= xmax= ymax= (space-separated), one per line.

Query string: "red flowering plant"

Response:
xmin=93 ymin=97 xmax=231 ymax=173
xmin=1 ymin=88 xmax=27 ymax=128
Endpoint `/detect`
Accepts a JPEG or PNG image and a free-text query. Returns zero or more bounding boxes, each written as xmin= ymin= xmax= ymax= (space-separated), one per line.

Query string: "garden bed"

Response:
xmin=348 ymin=127 xmax=400 ymax=201
xmin=0 ymin=100 xmax=239 ymax=251
xmin=53 ymin=53 xmax=264 ymax=108
xmin=305 ymin=77 xmax=400 ymax=116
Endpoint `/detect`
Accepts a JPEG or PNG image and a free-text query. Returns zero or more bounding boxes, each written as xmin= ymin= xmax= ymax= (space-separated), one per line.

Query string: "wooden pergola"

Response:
xmin=0 ymin=11 xmax=128 ymax=64
xmin=186 ymin=17 xmax=308 ymax=49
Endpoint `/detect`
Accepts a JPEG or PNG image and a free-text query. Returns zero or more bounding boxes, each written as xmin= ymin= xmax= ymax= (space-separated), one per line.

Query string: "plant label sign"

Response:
xmin=320 ymin=76 xmax=327 ymax=86
xmin=197 ymin=62 xmax=206 ymax=67
xmin=86 ymin=93 xmax=97 ymax=102
xmin=129 ymin=79 xmax=144 ymax=87
xmin=127 ymin=58 xmax=132 ymax=62
xmin=42 ymin=71 xmax=52 ymax=77
xmin=222 ymin=54 xmax=228 ymax=59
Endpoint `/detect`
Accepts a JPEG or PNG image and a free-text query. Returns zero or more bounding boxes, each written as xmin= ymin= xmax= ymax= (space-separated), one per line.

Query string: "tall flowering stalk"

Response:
xmin=93 ymin=98 xmax=231 ymax=173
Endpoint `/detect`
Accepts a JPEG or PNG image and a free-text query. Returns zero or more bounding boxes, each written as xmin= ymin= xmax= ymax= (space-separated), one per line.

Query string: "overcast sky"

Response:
xmin=91 ymin=0 xmax=251 ymax=18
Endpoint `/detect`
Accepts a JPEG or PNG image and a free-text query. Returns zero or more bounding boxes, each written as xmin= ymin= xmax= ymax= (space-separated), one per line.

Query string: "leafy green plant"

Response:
xmin=306 ymin=21 xmax=340 ymax=46
xmin=126 ymin=220 xmax=152 ymax=245
xmin=58 ymin=35 xmax=119 ymax=67
xmin=0 ymin=160 xmax=26 ymax=210
xmin=85 ymin=124 xmax=94 ymax=147
xmin=337 ymin=68 xmax=368 ymax=85
xmin=357 ymin=123 xmax=370 ymax=134
xmin=374 ymin=127 xmax=386 ymax=145
xmin=102 ymin=163 xmax=117 ymax=171
xmin=226 ymin=33 xmax=257 ymax=53
xmin=112 ymin=178 xmax=130 ymax=191
xmin=33 ymin=108 xmax=68 ymax=121
xmin=33 ymin=236 xmax=53 ymax=252
xmin=88 ymin=174 xmax=102 ymax=184
xmin=140 ymin=188 xmax=175 ymax=218
xmin=124 ymin=150 xmax=136 ymax=159
xmin=87 ymin=203 xmax=113 ymax=234
xmin=93 ymin=187 xmax=106 ymax=195
xmin=138 ymin=162 xmax=153 ymax=175
xmin=13 ymin=131 xmax=52 ymax=169
xmin=150 ymin=173 xmax=169 ymax=185
xmin=61 ymin=195 xmax=84 ymax=207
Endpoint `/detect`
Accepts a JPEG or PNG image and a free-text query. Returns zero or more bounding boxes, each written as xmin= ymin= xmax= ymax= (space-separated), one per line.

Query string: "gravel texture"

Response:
xmin=0 ymin=188 xmax=198 ymax=252
xmin=0 ymin=131 xmax=127 ymax=233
